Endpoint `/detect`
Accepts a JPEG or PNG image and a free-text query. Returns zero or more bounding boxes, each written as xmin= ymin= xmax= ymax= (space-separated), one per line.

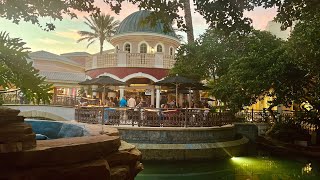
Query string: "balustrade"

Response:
xmin=75 ymin=107 xmax=235 ymax=127
xmin=85 ymin=53 xmax=175 ymax=70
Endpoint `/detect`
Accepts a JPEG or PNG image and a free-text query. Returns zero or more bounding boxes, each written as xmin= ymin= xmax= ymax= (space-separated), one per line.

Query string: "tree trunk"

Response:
xmin=266 ymin=105 xmax=277 ymax=135
xmin=183 ymin=0 xmax=194 ymax=43
xmin=183 ymin=0 xmax=200 ymax=105
xmin=100 ymin=39 xmax=104 ymax=55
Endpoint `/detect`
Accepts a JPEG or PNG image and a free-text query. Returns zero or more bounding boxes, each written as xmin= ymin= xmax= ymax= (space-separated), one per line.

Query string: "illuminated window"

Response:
xmin=140 ymin=43 xmax=147 ymax=53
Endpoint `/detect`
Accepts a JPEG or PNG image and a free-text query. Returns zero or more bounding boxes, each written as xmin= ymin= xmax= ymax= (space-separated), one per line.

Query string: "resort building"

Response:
xmin=27 ymin=10 xmax=180 ymax=107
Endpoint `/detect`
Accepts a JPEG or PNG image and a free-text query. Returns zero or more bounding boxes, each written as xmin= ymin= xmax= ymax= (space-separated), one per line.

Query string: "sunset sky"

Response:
xmin=0 ymin=1 xmax=278 ymax=55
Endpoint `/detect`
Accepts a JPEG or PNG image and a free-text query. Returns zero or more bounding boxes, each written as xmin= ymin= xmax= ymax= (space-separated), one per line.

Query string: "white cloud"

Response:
xmin=55 ymin=29 xmax=82 ymax=40
xmin=38 ymin=38 xmax=63 ymax=45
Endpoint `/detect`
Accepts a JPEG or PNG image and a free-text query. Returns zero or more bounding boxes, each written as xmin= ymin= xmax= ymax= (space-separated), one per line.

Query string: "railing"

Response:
xmin=126 ymin=53 xmax=155 ymax=67
xmin=97 ymin=54 xmax=117 ymax=67
xmin=235 ymin=110 xmax=296 ymax=122
xmin=75 ymin=107 xmax=235 ymax=127
xmin=163 ymin=55 xmax=176 ymax=69
xmin=1 ymin=92 xmax=79 ymax=107
xmin=85 ymin=53 xmax=175 ymax=70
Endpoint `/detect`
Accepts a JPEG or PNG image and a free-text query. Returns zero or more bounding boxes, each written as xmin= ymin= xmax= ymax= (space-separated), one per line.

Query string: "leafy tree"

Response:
xmin=286 ymin=11 xmax=320 ymax=112
xmin=170 ymin=43 xmax=205 ymax=80
xmin=0 ymin=0 xmax=99 ymax=31
xmin=77 ymin=13 xmax=120 ymax=54
xmin=103 ymin=0 xmax=320 ymax=34
xmin=0 ymin=0 xmax=99 ymax=104
xmin=2 ymin=0 xmax=318 ymax=35
xmin=0 ymin=32 xmax=52 ymax=104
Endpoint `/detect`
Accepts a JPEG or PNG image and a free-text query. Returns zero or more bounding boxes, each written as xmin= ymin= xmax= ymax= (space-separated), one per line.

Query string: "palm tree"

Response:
xmin=77 ymin=13 xmax=120 ymax=54
xmin=183 ymin=0 xmax=194 ymax=43
xmin=182 ymin=0 xmax=201 ymax=104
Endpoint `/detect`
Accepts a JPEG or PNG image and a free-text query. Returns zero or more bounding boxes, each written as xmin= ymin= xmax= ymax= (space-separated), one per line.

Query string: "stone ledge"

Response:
xmin=0 ymin=135 xmax=121 ymax=168
xmin=134 ymin=136 xmax=249 ymax=150
xmin=116 ymin=124 xmax=234 ymax=131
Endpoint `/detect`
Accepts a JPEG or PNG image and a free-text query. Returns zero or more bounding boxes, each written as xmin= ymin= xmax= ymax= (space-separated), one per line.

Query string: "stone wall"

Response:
xmin=118 ymin=126 xmax=235 ymax=144
xmin=234 ymin=123 xmax=259 ymax=142
xmin=117 ymin=125 xmax=249 ymax=160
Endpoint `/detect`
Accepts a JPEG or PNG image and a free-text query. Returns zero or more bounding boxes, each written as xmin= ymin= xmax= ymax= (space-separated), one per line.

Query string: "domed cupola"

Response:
xmin=114 ymin=10 xmax=178 ymax=39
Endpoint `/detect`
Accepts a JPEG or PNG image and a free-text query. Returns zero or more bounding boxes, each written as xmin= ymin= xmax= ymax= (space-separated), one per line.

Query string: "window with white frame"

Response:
xmin=140 ymin=43 xmax=147 ymax=53
xmin=157 ymin=44 xmax=163 ymax=52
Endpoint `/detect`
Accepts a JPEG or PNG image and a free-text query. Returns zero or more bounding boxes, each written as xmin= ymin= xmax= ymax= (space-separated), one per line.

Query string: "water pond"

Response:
xmin=137 ymin=155 xmax=320 ymax=180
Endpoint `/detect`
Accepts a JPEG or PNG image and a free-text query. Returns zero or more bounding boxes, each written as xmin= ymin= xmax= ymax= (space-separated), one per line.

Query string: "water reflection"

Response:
xmin=302 ymin=163 xmax=312 ymax=175
xmin=137 ymin=156 xmax=320 ymax=180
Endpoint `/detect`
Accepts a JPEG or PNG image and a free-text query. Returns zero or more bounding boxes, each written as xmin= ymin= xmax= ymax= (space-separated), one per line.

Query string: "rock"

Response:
xmin=118 ymin=140 xmax=135 ymax=151
xmin=0 ymin=107 xmax=20 ymax=116
xmin=0 ymin=159 xmax=111 ymax=180
xmin=110 ymin=165 xmax=130 ymax=180
xmin=0 ymin=117 xmax=36 ymax=152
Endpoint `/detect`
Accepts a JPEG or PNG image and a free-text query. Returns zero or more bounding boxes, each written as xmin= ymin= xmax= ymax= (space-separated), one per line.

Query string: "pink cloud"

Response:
xmin=72 ymin=2 xmax=276 ymax=33
xmin=245 ymin=7 xmax=277 ymax=30
xmin=72 ymin=0 xmax=139 ymax=21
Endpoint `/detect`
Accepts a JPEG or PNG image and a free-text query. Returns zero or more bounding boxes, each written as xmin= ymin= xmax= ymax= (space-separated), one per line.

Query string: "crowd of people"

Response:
xmin=79 ymin=94 xmax=211 ymax=109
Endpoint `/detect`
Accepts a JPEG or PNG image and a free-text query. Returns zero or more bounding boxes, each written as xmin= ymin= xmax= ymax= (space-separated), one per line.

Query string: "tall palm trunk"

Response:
xmin=183 ymin=0 xmax=200 ymax=105
xmin=100 ymin=38 xmax=104 ymax=54
xmin=183 ymin=0 xmax=194 ymax=43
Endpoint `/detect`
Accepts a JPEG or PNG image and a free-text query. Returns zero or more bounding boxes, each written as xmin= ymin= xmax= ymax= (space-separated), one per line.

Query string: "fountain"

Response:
xmin=0 ymin=107 xmax=143 ymax=179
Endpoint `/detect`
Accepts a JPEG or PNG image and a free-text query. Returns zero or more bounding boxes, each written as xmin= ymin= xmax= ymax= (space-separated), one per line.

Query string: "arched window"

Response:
xmin=156 ymin=44 xmax=163 ymax=52
xmin=170 ymin=47 xmax=174 ymax=56
xmin=140 ymin=43 xmax=147 ymax=53
xmin=124 ymin=43 xmax=131 ymax=52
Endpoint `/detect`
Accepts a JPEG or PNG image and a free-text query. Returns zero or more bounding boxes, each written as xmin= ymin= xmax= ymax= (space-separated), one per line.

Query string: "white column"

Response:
xmin=92 ymin=85 xmax=98 ymax=98
xmin=68 ymin=88 xmax=73 ymax=96
xmin=156 ymin=86 xmax=161 ymax=108
xmin=179 ymin=93 xmax=183 ymax=107
xmin=119 ymin=86 xmax=125 ymax=99
xmin=151 ymin=87 xmax=155 ymax=106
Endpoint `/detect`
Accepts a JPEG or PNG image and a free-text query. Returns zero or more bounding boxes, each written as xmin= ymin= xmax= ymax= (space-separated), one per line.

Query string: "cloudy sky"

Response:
xmin=0 ymin=1 xmax=278 ymax=55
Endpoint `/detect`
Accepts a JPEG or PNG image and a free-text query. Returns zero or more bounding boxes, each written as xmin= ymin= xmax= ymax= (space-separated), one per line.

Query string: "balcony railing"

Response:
xmin=85 ymin=52 xmax=175 ymax=70
xmin=75 ymin=107 xmax=235 ymax=127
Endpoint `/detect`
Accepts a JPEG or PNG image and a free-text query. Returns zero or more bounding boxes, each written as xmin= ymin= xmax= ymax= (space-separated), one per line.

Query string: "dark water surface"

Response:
xmin=136 ymin=155 xmax=320 ymax=180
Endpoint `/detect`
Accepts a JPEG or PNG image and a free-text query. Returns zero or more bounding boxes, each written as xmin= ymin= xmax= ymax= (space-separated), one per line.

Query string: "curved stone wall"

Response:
xmin=117 ymin=125 xmax=249 ymax=160
xmin=118 ymin=126 xmax=236 ymax=144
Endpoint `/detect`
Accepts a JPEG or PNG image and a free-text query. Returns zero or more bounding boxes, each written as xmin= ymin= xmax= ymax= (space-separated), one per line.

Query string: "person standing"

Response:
xmin=119 ymin=96 xmax=127 ymax=107
xmin=127 ymin=96 xmax=136 ymax=108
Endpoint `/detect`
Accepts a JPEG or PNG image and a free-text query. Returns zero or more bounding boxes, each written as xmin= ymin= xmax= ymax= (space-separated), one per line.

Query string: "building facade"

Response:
xmin=27 ymin=10 xmax=180 ymax=107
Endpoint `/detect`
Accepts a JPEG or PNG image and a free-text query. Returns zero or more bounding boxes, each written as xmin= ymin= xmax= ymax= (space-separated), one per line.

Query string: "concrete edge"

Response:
xmin=133 ymin=136 xmax=249 ymax=150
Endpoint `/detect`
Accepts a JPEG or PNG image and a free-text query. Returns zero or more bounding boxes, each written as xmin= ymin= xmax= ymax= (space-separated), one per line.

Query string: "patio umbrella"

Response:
xmin=78 ymin=78 xmax=94 ymax=85
xmin=92 ymin=87 xmax=116 ymax=93
xmin=79 ymin=76 xmax=125 ymax=104
xmin=154 ymin=74 xmax=198 ymax=107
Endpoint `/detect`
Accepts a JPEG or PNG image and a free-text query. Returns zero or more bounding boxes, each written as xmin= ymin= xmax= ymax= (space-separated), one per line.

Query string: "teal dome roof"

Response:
xmin=115 ymin=10 xmax=178 ymax=39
